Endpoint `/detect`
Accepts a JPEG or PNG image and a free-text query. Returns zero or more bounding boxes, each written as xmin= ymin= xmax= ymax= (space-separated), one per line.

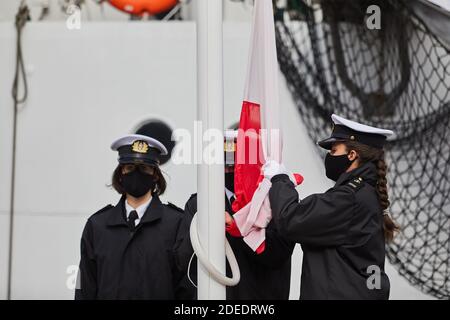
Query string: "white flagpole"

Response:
xmin=196 ymin=0 xmax=226 ymax=300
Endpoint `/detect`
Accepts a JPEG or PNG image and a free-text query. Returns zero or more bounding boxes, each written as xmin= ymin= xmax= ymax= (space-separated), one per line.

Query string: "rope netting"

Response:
xmin=274 ymin=0 xmax=450 ymax=299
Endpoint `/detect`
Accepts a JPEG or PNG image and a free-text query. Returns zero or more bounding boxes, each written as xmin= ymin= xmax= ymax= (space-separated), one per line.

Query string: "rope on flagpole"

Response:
xmin=8 ymin=0 xmax=30 ymax=300
xmin=189 ymin=214 xmax=240 ymax=287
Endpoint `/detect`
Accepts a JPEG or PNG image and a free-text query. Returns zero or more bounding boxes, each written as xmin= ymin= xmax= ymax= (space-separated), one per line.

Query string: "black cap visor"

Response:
xmin=317 ymin=137 xmax=346 ymax=150
xmin=118 ymin=155 xmax=159 ymax=167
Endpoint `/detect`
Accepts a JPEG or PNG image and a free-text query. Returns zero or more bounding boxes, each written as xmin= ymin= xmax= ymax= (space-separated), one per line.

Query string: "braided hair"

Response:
xmin=344 ymin=141 xmax=400 ymax=242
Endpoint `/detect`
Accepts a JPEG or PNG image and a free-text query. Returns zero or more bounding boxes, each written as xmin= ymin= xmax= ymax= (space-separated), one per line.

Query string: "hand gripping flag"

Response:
xmin=228 ymin=0 xmax=303 ymax=253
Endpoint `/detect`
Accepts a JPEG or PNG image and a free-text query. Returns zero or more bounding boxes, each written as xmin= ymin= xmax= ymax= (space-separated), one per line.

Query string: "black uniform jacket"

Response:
xmin=269 ymin=162 xmax=390 ymax=300
xmin=75 ymin=194 xmax=195 ymax=300
xmin=181 ymin=193 xmax=295 ymax=300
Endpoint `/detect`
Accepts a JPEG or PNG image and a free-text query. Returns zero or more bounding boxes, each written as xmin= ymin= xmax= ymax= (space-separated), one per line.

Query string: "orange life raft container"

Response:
xmin=108 ymin=0 xmax=178 ymax=16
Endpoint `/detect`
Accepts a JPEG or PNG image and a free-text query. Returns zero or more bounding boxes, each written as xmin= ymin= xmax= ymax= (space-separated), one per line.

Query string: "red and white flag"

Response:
xmin=228 ymin=0 xmax=303 ymax=253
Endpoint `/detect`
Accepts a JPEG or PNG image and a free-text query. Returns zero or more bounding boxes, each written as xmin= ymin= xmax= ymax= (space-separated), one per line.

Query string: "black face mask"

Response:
xmin=324 ymin=153 xmax=354 ymax=181
xmin=225 ymin=171 xmax=235 ymax=193
xmin=122 ymin=170 xmax=156 ymax=198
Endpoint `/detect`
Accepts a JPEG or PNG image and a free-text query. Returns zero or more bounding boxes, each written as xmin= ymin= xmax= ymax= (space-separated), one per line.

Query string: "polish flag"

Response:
xmin=227 ymin=0 xmax=303 ymax=253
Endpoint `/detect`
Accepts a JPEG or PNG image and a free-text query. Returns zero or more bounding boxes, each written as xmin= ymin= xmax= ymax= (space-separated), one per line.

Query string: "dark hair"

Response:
xmin=111 ymin=164 xmax=167 ymax=196
xmin=343 ymin=141 xmax=400 ymax=242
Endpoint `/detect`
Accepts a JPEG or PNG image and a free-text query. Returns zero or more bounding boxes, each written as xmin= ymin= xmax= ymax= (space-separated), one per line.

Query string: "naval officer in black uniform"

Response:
xmin=182 ymin=130 xmax=295 ymax=300
xmin=264 ymin=114 xmax=399 ymax=300
xmin=75 ymin=134 xmax=194 ymax=300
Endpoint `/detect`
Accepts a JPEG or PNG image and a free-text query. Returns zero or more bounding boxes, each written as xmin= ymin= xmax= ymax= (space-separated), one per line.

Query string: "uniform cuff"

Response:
xmin=270 ymin=174 xmax=291 ymax=183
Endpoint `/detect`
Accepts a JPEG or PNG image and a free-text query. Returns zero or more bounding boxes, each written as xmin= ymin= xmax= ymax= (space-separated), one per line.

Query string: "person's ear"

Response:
xmin=348 ymin=149 xmax=358 ymax=161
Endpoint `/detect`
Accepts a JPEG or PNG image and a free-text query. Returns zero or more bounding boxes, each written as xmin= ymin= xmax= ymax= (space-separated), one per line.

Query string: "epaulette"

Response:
xmin=188 ymin=193 xmax=197 ymax=201
xmin=347 ymin=177 xmax=364 ymax=192
xmin=93 ymin=204 xmax=113 ymax=216
xmin=184 ymin=194 xmax=198 ymax=216
xmin=167 ymin=202 xmax=184 ymax=213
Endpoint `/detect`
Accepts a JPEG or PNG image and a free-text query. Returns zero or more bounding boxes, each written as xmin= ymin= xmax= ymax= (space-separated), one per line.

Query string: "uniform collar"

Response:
xmin=335 ymin=161 xmax=378 ymax=187
xmin=140 ymin=194 xmax=163 ymax=224
xmin=125 ymin=197 xmax=152 ymax=220
xmin=107 ymin=194 xmax=163 ymax=227
xmin=225 ymin=188 xmax=234 ymax=203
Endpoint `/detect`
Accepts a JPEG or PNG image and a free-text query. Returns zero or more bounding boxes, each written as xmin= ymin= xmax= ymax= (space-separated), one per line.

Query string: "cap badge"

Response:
xmin=132 ymin=140 xmax=149 ymax=154
xmin=224 ymin=141 xmax=236 ymax=152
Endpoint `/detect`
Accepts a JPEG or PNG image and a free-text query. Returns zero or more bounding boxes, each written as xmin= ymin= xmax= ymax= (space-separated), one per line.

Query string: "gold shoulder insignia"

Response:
xmin=347 ymin=177 xmax=364 ymax=191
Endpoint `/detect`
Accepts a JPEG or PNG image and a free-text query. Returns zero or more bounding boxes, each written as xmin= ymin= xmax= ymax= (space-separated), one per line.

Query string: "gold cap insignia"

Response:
xmin=224 ymin=141 xmax=236 ymax=152
xmin=132 ymin=140 xmax=149 ymax=154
